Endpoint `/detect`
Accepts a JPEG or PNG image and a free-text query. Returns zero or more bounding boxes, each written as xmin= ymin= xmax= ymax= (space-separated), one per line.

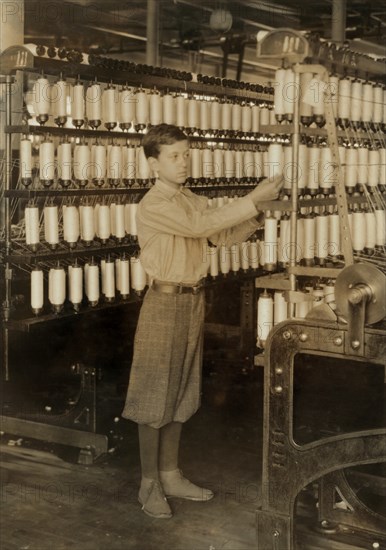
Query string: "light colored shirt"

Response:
xmin=137 ymin=179 xmax=261 ymax=284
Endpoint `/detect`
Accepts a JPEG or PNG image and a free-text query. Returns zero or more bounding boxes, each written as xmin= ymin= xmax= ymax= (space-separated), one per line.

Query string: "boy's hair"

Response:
xmin=142 ymin=124 xmax=188 ymax=159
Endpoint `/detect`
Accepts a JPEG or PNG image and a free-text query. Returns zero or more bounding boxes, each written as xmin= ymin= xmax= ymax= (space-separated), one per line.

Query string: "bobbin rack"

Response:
xmin=0 ymin=42 xmax=275 ymax=461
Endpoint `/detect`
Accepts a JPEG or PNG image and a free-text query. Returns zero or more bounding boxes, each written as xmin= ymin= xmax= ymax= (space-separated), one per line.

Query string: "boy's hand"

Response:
xmin=249 ymin=175 xmax=284 ymax=205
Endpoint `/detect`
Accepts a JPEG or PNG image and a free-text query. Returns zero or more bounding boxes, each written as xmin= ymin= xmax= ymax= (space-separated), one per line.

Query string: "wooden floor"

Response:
xmin=1 ymin=350 xmax=385 ymax=549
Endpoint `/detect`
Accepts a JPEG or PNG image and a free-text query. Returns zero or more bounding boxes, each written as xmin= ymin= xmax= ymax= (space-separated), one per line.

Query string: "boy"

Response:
xmin=122 ymin=124 xmax=283 ymax=519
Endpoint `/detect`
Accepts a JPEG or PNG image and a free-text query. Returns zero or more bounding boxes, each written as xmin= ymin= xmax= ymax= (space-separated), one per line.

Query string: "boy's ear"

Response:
xmin=147 ymin=156 xmax=158 ymax=172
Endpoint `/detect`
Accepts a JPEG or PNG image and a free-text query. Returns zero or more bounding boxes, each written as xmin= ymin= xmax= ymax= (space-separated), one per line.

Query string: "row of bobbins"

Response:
xmin=24 ymin=201 xmax=139 ymax=250
xmin=30 ymin=255 xmax=147 ymax=315
xmin=273 ymin=67 xmax=386 ymax=129
xmin=26 ymin=75 xmax=271 ymax=135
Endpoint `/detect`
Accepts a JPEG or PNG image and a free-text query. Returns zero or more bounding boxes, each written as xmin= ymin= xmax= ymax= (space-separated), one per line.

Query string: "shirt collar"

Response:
xmin=155 ymin=179 xmax=187 ymax=198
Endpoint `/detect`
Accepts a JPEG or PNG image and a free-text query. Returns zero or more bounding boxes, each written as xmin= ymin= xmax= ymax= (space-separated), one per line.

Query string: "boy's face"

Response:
xmin=148 ymin=140 xmax=190 ymax=189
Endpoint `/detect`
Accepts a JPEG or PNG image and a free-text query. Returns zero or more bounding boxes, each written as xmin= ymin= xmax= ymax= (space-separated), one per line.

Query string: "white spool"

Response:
xmin=299 ymin=72 xmax=313 ymax=120
xmin=254 ymin=150 xmax=264 ymax=179
xmin=379 ymin=148 xmax=386 ymax=186
xmin=74 ymin=143 xmax=91 ymax=183
xmin=274 ymin=291 xmax=287 ymax=325
xmin=345 ymin=148 xmax=358 ymax=189
xmin=69 ymin=264 xmax=83 ymax=306
xmin=123 ymin=145 xmax=136 ymax=181
xmin=375 ymin=208 xmax=386 ymax=246
xmin=319 ymin=147 xmax=335 ymax=191
xmin=368 ymin=149 xmax=380 ymax=187
xmin=297 ymin=143 xmax=309 ymax=190
xmin=267 ymin=143 xmax=283 ymax=178
xmin=119 ymin=257 xmax=130 ymax=296
xmin=25 ymin=204 xmax=40 ymax=247
xmin=303 ymin=216 xmax=316 ymax=261
xmin=307 ymin=146 xmax=320 ymax=193
xmin=44 ymin=205 xmax=59 ymax=246
xmin=219 ymin=244 xmax=231 ymax=274
xmin=33 ymin=77 xmax=50 ymax=117
xmin=187 ymin=97 xmax=198 ymax=129
xmin=230 ymin=243 xmax=241 ymax=272
xmin=221 ymin=101 xmax=232 ymax=131
xmin=257 ymin=291 xmax=273 ymax=346
xmin=224 ymin=149 xmax=235 ymax=179
xmin=278 ymin=217 xmax=290 ymax=264
xmin=150 ymin=91 xmax=162 ymax=125
xmin=296 ymin=218 xmax=304 ymax=262
xmin=113 ymin=203 xmax=125 ymax=240
xmin=259 ymin=107 xmax=270 ymax=126
xmin=234 ymin=150 xmax=243 ymax=180
xmin=282 ymin=145 xmax=293 ymax=193
xmin=31 ymin=268 xmax=44 ymax=312
xmin=63 ymin=205 xmax=80 ymax=245
xmin=176 ymin=95 xmax=186 ymax=128
xmin=86 ymin=83 xmax=102 ymax=124
xmin=240 ymin=241 xmax=250 ymax=270
xmin=315 ymin=214 xmax=329 ymax=260
xmin=328 ymin=212 xmax=341 ymax=256
xmin=86 ymin=263 xmax=100 ymax=304
xmin=350 ymin=80 xmax=362 ymax=123
xmin=91 ymin=143 xmax=106 ymax=182
xmin=251 ymin=104 xmax=260 ymax=133
xmin=202 ymin=148 xmax=214 ymax=180
xmin=135 ymin=89 xmax=149 ymax=126
xmin=312 ymin=78 xmax=325 ymax=119
xmin=103 ymin=86 xmax=118 ymax=128
xmin=127 ymin=203 xmax=138 ymax=237
xmin=20 ymin=138 xmax=33 ymax=182
xmin=107 ymin=144 xmax=122 ymax=182
xmin=208 ymin=245 xmax=219 ymax=277
xmin=352 ymin=211 xmax=366 ymax=251
xmin=103 ymin=259 xmax=115 ymax=300
xmin=210 ymin=98 xmax=220 ymax=130
xmin=362 ymin=82 xmax=374 ymax=123
xmin=119 ymin=86 xmax=136 ymax=127
xmin=295 ymin=297 xmax=311 ymax=319
xmin=231 ymin=102 xmax=242 ymax=132
xmin=338 ymin=77 xmax=351 ymax=120
xmin=137 ymin=147 xmax=150 ymax=180
xmin=71 ymin=82 xmax=85 ymax=123
xmin=213 ymin=148 xmax=224 ymax=179
xmin=241 ymin=104 xmax=252 ymax=133
xmin=130 ymin=257 xmax=147 ymax=291
xmin=49 ymin=266 xmax=66 ymax=308
xmin=190 ymin=148 xmax=201 ymax=179
xmin=57 ymin=142 xmax=72 ymax=183
xmin=273 ymin=68 xmax=286 ymax=118
xmin=199 ymin=99 xmax=210 ymax=132
xmin=249 ymin=240 xmax=260 ymax=269
xmin=357 ymin=147 xmax=369 ymax=186
xmin=97 ymin=204 xmax=111 ymax=240
xmin=51 ymin=79 xmax=67 ymax=119
xmin=243 ymin=150 xmax=254 ymax=179
xmin=283 ymin=68 xmax=296 ymax=119
xmin=373 ymin=84 xmax=383 ymax=124
xmin=39 ymin=140 xmax=55 ymax=182
xmin=365 ymin=211 xmax=376 ymax=250
xmin=264 ymin=216 xmax=278 ymax=267
xmin=80 ymin=205 xmax=95 ymax=242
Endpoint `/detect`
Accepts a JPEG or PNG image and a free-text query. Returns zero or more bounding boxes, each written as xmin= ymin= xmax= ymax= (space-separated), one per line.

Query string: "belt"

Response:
xmin=151 ymin=280 xmax=204 ymax=295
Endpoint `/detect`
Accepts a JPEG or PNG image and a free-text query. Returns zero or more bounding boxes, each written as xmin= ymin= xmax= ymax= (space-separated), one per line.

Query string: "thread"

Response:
xmin=57 ymin=141 xmax=72 ymax=183
xmin=25 ymin=204 xmax=40 ymax=248
xmin=80 ymin=204 xmax=95 ymax=242
xmin=264 ymin=216 xmax=278 ymax=268
xmin=375 ymin=208 xmax=385 ymax=246
xmin=20 ymin=138 xmax=33 ymax=182
xmin=49 ymin=266 xmax=66 ymax=309
xmin=230 ymin=243 xmax=241 ymax=272
xmin=365 ymin=211 xmax=376 ymax=250
xmin=86 ymin=262 xmax=100 ymax=305
xmin=135 ymin=88 xmax=149 ymax=126
xmin=267 ymin=143 xmax=283 ymax=178
xmin=103 ymin=259 xmax=115 ymax=300
xmin=150 ymin=90 xmax=162 ymax=125
xmin=241 ymin=104 xmax=252 ymax=133
xmin=187 ymin=97 xmax=198 ymax=129
xmin=86 ymin=82 xmax=102 ymax=124
xmin=219 ymin=244 xmax=231 ymax=274
xmin=352 ymin=210 xmax=366 ymax=251
xmin=176 ymin=95 xmax=186 ymax=128
xmin=119 ymin=257 xmax=130 ymax=297
xmin=130 ymin=257 xmax=147 ymax=291
xmin=68 ymin=264 xmax=83 ymax=307
xmin=74 ymin=143 xmax=91 ymax=183
xmin=119 ymin=86 xmax=136 ymax=128
xmin=44 ymin=204 xmax=59 ymax=247
xmin=52 ymin=79 xmax=67 ymax=120
xmin=315 ymin=214 xmax=329 ymax=260
xmin=107 ymin=144 xmax=122 ymax=183
xmin=252 ymin=104 xmax=260 ymax=133
xmin=368 ymin=149 xmax=380 ymax=187
xmin=199 ymin=99 xmax=210 ymax=133
xmin=63 ymin=205 xmax=80 ymax=246
xmin=31 ymin=267 xmax=44 ymax=313
xmin=273 ymin=68 xmax=286 ymax=119
xmin=97 ymin=204 xmax=111 ymax=241
xmin=71 ymin=82 xmax=85 ymax=123
xmin=274 ymin=291 xmax=287 ymax=325
xmin=39 ymin=139 xmax=55 ymax=182
xmin=338 ymin=77 xmax=351 ymax=120
xmin=257 ymin=290 xmax=273 ymax=346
